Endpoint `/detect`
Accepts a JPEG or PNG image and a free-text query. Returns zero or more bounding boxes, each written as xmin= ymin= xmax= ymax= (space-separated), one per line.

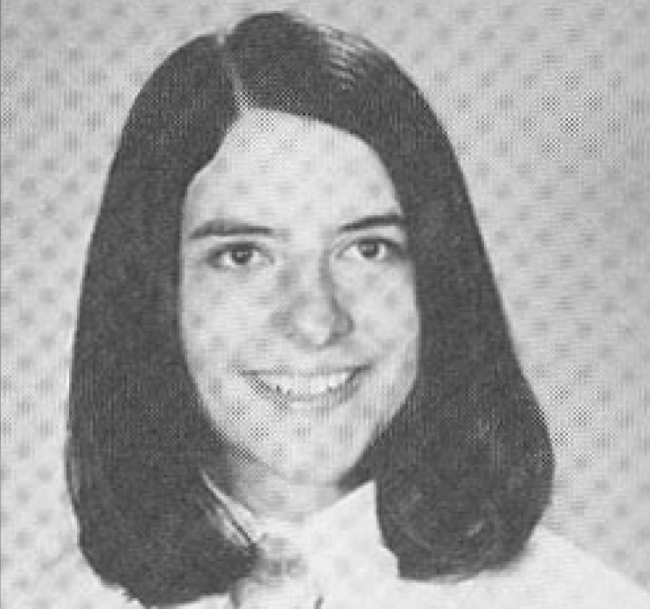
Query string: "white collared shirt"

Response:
xmin=13 ymin=482 xmax=650 ymax=608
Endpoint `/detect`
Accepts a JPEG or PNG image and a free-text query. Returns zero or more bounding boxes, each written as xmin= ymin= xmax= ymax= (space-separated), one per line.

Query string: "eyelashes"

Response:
xmin=203 ymin=236 xmax=408 ymax=272
xmin=205 ymin=242 xmax=271 ymax=270
xmin=342 ymin=237 xmax=406 ymax=262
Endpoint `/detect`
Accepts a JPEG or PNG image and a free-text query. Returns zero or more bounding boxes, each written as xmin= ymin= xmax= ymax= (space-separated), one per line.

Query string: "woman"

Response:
xmin=63 ymin=11 xmax=648 ymax=609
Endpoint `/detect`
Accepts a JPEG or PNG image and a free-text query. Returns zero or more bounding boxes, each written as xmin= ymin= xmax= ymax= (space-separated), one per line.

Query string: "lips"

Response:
xmin=244 ymin=368 xmax=363 ymax=405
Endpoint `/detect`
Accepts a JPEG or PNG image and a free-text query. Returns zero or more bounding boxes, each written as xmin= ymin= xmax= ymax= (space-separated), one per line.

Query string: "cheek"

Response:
xmin=180 ymin=275 xmax=283 ymax=366
xmin=350 ymin=271 xmax=419 ymax=350
xmin=180 ymin=279 xmax=244 ymax=362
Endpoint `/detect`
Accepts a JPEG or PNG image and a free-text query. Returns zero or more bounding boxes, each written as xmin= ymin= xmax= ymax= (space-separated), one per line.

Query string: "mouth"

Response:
xmin=243 ymin=368 xmax=364 ymax=408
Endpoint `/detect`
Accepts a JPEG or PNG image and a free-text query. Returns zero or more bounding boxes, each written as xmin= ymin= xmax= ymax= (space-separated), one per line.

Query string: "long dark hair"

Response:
xmin=66 ymin=11 xmax=554 ymax=606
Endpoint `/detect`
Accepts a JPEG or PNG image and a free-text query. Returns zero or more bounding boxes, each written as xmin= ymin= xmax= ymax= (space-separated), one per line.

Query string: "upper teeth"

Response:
xmin=253 ymin=372 xmax=353 ymax=398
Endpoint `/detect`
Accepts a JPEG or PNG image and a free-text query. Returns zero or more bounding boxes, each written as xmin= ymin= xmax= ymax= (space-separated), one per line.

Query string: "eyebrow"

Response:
xmin=188 ymin=212 xmax=406 ymax=240
xmin=189 ymin=219 xmax=274 ymax=240
xmin=340 ymin=213 xmax=405 ymax=233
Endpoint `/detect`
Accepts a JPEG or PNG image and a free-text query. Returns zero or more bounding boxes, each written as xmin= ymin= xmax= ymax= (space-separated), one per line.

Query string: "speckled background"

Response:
xmin=2 ymin=0 xmax=649 ymax=603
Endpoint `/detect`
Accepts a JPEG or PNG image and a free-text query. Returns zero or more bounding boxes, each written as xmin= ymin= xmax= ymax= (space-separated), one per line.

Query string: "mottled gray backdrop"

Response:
xmin=2 ymin=0 xmax=649 ymax=601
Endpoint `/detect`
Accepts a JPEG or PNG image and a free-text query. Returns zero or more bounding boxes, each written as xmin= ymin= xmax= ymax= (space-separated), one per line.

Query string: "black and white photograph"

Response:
xmin=2 ymin=1 xmax=649 ymax=607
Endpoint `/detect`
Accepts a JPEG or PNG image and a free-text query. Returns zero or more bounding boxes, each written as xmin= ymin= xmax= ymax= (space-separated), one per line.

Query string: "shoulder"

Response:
xmin=397 ymin=525 xmax=650 ymax=609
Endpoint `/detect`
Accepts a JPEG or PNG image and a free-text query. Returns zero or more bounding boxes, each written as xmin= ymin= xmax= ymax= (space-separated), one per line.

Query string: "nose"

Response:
xmin=274 ymin=263 xmax=353 ymax=349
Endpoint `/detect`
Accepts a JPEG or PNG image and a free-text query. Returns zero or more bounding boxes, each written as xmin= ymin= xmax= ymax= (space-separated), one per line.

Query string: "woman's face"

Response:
xmin=180 ymin=110 xmax=419 ymax=490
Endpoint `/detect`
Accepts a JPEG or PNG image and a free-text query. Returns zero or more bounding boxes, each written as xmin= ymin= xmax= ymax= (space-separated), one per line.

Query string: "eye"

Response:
xmin=343 ymin=237 xmax=403 ymax=262
xmin=205 ymin=243 xmax=270 ymax=270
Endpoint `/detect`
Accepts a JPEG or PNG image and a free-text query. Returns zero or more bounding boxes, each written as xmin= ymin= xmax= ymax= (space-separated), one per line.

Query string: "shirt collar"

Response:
xmin=202 ymin=474 xmax=379 ymax=548
xmin=203 ymin=476 xmax=404 ymax=606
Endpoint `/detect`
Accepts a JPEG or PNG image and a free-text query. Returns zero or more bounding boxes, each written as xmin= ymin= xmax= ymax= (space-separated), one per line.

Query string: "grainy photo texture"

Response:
xmin=2 ymin=2 xmax=649 ymax=609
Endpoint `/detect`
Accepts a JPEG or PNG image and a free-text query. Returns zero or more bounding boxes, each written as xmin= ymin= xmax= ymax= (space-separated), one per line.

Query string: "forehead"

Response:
xmin=185 ymin=110 xmax=399 ymax=224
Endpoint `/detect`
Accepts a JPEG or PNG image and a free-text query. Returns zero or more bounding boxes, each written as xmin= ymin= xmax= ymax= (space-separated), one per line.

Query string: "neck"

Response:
xmin=206 ymin=450 xmax=347 ymax=523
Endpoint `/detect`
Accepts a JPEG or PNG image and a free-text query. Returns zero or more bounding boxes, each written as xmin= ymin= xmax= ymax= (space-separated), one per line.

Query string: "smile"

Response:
xmin=244 ymin=369 xmax=363 ymax=406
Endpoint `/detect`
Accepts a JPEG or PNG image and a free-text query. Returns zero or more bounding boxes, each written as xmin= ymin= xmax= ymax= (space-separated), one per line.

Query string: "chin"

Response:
xmin=277 ymin=465 xmax=357 ymax=489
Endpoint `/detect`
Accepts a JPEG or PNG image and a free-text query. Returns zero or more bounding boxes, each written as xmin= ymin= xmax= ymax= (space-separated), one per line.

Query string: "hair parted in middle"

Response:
xmin=66 ymin=11 xmax=554 ymax=607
